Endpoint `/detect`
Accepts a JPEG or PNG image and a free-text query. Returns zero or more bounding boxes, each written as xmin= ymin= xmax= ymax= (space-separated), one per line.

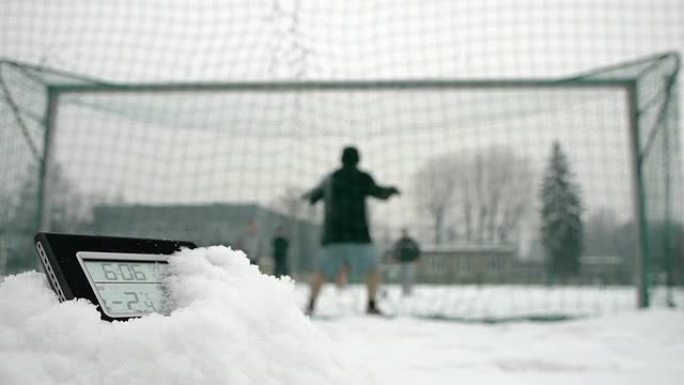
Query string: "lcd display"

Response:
xmin=77 ymin=252 xmax=170 ymax=318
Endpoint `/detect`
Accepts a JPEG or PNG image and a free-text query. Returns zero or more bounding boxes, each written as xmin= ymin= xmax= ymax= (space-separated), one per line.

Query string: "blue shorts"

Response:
xmin=318 ymin=243 xmax=379 ymax=279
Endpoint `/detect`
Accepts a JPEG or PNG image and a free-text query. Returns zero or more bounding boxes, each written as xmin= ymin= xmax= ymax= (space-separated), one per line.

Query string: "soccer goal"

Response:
xmin=2 ymin=0 xmax=683 ymax=320
xmin=1 ymin=51 xmax=680 ymax=319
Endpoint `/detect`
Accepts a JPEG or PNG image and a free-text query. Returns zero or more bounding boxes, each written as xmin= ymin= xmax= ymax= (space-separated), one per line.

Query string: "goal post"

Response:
xmin=1 ymin=53 xmax=681 ymax=318
xmin=48 ymin=79 xmax=650 ymax=309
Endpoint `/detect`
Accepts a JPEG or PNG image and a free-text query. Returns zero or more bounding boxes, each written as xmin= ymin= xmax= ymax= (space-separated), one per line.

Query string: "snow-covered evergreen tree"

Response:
xmin=540 ymin=141 xmax=583 ymax=280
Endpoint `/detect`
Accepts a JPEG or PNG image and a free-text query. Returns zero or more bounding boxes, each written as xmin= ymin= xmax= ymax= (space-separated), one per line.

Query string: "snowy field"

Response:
xmin=299 ymin=283 xmax=684 ymax=322
xmin=313 ymin=309 xmax=684 ymax=385
xmin=305 ymin=285 xmax=684 ymax=384
xmin=1 ymin=247 xmax=683 ymax=385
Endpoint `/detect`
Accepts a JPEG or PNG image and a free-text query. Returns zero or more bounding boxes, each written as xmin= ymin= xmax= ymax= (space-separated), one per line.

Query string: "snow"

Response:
xmin=313 ymin=310 xmax=684 ymax=385
xmin=305 ymin=286 xmax=684 ymax=384
xmin=300 ymin=283 xmax=684 ymax=321
xmin=1 ymin=246 xmax=683 ymax=385
xmin=0 ymin=246 xmax=374 ymax=385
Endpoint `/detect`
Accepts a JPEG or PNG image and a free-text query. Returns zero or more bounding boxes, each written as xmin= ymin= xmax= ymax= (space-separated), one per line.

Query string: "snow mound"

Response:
xmin=0 ymin=246 xmax=373 ymax=385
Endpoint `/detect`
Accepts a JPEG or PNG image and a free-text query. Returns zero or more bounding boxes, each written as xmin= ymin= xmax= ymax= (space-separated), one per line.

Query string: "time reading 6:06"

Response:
xmin=100 ymin=263 xmax=149 ymax=281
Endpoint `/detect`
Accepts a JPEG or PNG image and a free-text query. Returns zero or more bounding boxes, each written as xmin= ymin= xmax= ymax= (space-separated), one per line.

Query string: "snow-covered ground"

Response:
xmin=305 ymin=285 xmax=684 ymax=384
xmin=299 ymin=282 xmax=684 ymax=321
xmin=1 ymin=247 xmax=683 ymax=385
xmin=313 ymin=310 xmax=684 ymax=385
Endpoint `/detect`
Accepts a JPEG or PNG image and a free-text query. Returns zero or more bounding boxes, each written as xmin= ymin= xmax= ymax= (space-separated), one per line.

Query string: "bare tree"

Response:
xmin=455 ymin=147 xmax=534 ymax=244
xmin=3 ymin=164 xmax=96 ymax=273
xmin=414 ymin=147 xmax=534 ymax=245
xmin=414 ymin=154 xmax=459 ymax=244
xmin=9 ymin=164 xmax=93 ymax=232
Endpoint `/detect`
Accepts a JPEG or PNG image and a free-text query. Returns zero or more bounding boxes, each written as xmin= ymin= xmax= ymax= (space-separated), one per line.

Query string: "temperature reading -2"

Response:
xmin=124 ymin=291 xmax=139 ymax=309
xmin=124 ymin=291 xmax=157 ymax=312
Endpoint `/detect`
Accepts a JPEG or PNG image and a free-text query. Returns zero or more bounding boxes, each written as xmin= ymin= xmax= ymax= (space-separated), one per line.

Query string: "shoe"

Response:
xmin=304 ymin=300 xmax=315 ymax=316
xmin=304 ymin=305 xmax=314 ymax=316
xmin=366 ymin=304 xmax=384 ymax=316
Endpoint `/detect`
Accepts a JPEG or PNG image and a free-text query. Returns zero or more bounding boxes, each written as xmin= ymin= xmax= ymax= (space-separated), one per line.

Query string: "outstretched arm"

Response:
xmin=301 ymin=177 xmax=326 ymax=204
xmin=367 ymin=174 xmax=400 ymax=200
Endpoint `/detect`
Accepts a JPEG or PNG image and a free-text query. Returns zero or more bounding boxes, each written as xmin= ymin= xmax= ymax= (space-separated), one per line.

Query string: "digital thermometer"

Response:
xmin=35 ymin=232 xmax=196 ymax=321
xmin=78 ymin=251 xmax=170 ymax=318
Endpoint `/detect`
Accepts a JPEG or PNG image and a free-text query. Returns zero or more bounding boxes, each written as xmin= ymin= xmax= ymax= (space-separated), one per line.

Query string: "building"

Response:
xmin=413 ymin=243 xmax=518 ymax=284
xmin=394 ymin=243 xmax=633 ymax=285
xmin=92 ymin=203 xmax=321 ymax=276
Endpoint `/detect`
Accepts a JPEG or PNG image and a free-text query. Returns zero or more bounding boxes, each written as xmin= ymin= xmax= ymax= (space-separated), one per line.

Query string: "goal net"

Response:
xmin=1 ymin=0 xmax=682 ymax=320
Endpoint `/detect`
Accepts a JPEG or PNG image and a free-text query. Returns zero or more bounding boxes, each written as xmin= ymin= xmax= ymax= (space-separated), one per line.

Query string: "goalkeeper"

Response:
xmin=302 ymin=146 xmax=400 ymax=315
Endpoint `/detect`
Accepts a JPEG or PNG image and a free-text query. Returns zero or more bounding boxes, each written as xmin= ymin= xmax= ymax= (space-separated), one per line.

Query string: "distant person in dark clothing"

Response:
xmin=392 ymin=228 xmax=421 ymax=296
xmin=302 ymin=146 xmax=400 ymax=315
xmin=272 ymin=226 xmax=290 ymax=278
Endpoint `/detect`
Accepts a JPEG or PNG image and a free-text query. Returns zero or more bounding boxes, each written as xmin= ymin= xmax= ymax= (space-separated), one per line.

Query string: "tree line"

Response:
xmin=414 ymin=142 xmax=584 ymax=280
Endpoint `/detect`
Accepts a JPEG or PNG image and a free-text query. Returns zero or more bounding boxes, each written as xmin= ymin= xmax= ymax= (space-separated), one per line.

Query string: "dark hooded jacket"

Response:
xmin=306 ymin=165 xmax=396 ymax=245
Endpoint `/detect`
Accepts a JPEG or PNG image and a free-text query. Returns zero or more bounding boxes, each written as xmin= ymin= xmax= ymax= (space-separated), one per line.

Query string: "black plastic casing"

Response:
xmin=34 ymin=232 xmax=196 ymax=322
